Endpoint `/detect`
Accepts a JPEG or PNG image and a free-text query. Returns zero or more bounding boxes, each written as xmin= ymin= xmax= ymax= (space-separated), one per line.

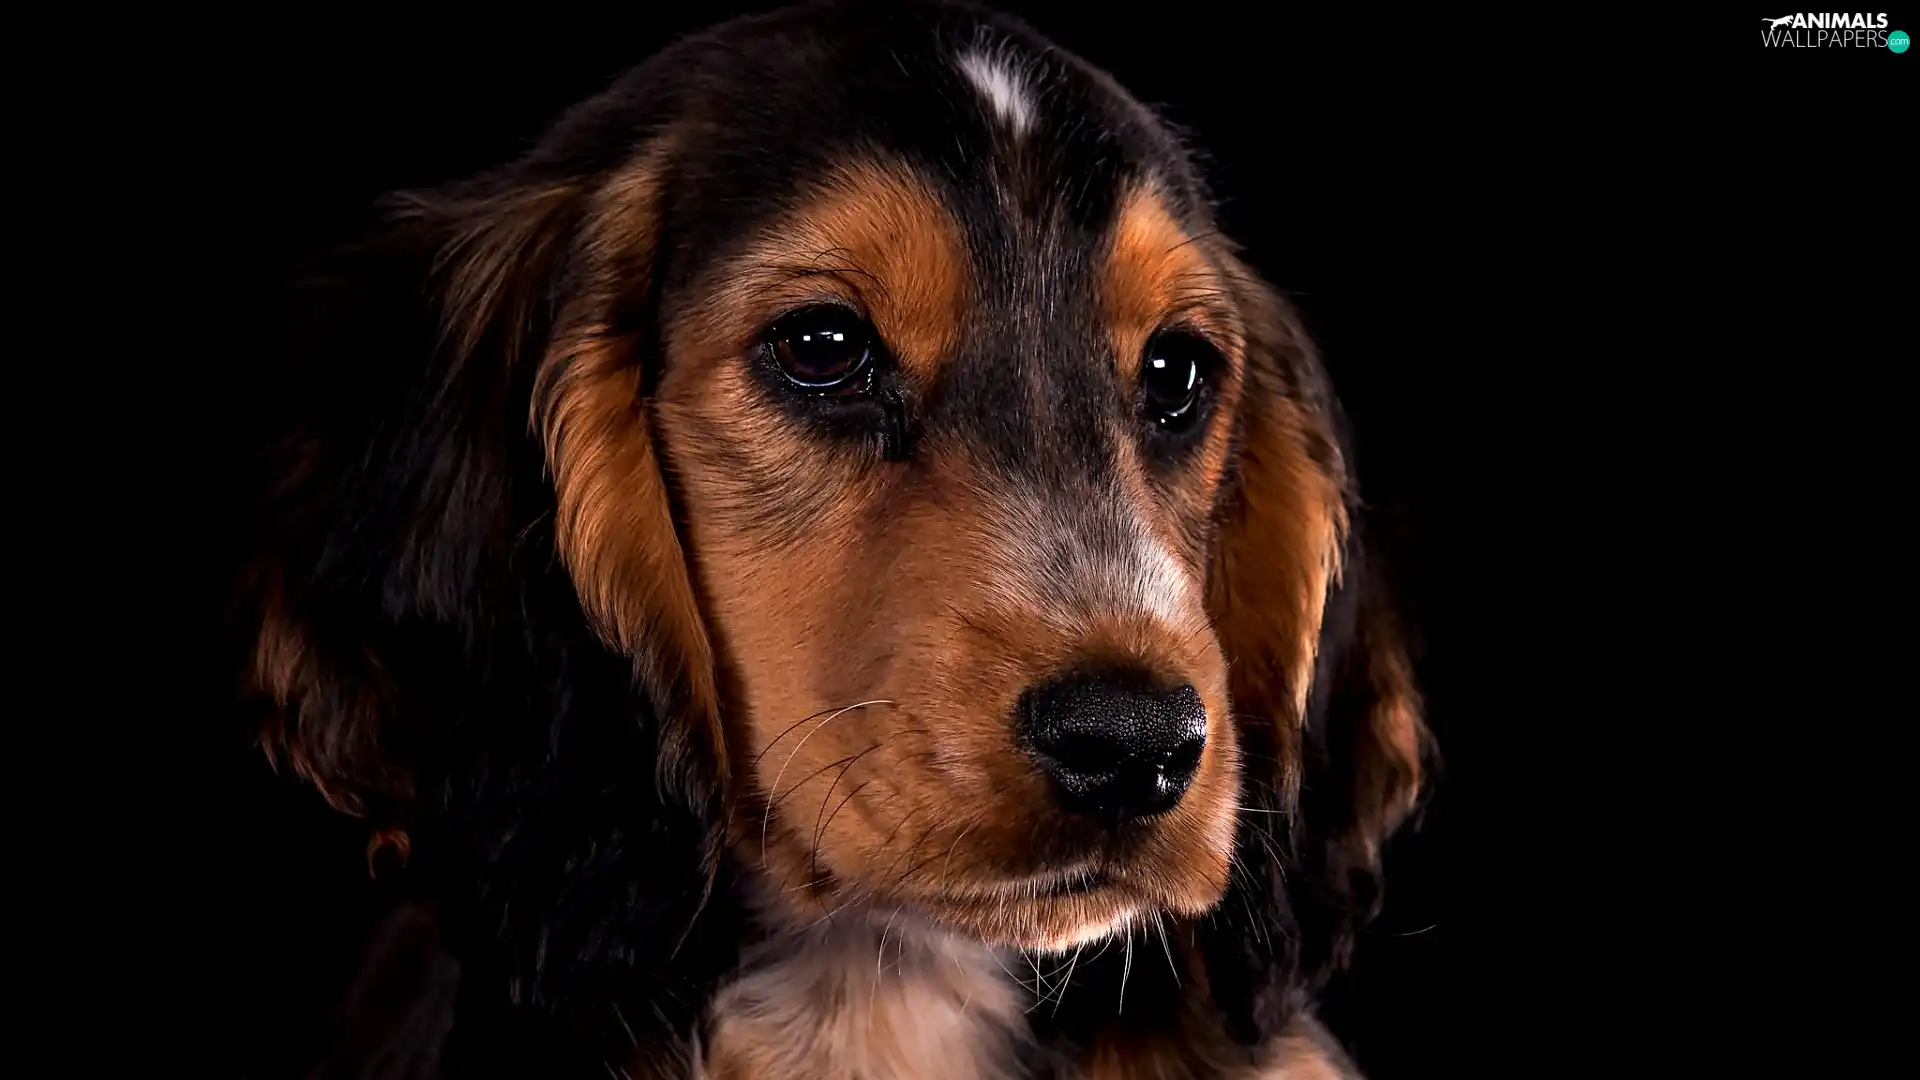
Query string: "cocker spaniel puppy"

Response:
xmin=242 ymin=1 xmax=1433 ymax=1076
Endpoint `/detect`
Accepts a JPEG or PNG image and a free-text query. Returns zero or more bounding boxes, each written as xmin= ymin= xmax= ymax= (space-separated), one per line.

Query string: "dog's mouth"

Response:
xmin=1008 ymin=868 xmax=1118 ymax=900
xmin=742 ymin=700 xmax=1240 ymax=953
xmin=1036 ymin=870 xmax=1111 ymax=897
xmin=933 ymin=864 xmax=1116 ymax=902
xmin=900 ymin=866 xmax=1165 ymax=952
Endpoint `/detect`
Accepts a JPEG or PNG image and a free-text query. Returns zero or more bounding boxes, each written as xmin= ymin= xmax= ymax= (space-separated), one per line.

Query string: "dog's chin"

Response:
xmin=905 ymin=870 xmax=1217 ymax=955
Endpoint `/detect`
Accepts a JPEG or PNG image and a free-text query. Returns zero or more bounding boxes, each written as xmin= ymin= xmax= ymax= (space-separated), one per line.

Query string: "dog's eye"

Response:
xmin=1140 ymin=330 xmax=1217 ymax=428
xmin=764 ymin=306 xmax=874 ymax=392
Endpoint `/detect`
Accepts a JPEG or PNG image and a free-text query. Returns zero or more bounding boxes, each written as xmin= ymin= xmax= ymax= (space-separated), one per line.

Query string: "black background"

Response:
xmin=99 ymin=5 xmax=1911 ymax=1078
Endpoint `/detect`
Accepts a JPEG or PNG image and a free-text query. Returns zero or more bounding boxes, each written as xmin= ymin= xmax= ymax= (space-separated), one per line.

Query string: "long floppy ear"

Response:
xmin=247 ymin=175 xmax=594 ymax=820
xmin=1200 ymin=260 xmax=1434 ymax=1045
xmin=243 ymin=137 xmax=732 ymax=1032
xmin=527 ymin=155 xmax=728 ymax=802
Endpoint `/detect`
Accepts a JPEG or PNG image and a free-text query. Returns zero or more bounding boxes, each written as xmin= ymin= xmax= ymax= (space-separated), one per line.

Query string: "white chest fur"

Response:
xmin=698 ymin=913 xmax=1030 ymax=1080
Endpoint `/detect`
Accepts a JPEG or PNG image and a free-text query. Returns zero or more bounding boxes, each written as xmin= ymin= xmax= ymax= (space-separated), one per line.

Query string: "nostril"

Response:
xmin=1032 ymin=728 xmax=1125 ymax=777
xmin=1164 ymin=734 xmax=1204 ymax=783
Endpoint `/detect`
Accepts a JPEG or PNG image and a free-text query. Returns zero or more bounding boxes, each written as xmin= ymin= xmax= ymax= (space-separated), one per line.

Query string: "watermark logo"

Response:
xmin=1760 ymin=12 xmax=1902 ymax=47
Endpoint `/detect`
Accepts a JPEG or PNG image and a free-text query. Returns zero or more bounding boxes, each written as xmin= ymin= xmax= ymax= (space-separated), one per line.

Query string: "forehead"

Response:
xmin=649 ymin=2 xmax=1213 ymax=288
xmin=630 ymin=2 xmax=1248 ymax=496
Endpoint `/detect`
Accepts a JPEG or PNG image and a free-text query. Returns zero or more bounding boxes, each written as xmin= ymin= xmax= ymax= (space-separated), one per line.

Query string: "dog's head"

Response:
xmin=247 ymin=0 xmax=1431 ymax=1049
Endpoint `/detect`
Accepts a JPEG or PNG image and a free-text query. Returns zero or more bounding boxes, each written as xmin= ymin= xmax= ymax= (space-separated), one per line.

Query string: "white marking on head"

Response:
xmin=956 ymin=48 xmax=1035 ymax=137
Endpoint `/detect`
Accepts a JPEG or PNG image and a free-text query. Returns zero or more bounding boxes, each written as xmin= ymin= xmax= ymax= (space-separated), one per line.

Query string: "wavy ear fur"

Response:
xmin=1200 ymin=262 xmax=1435 ymax=1045
xmin=243 ymin=117 xmax=737 ymax=1068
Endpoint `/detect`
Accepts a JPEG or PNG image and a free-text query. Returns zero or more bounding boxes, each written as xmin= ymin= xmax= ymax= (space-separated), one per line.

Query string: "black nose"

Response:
xmin=1018 ymin=675 xmax=1208 ymax=824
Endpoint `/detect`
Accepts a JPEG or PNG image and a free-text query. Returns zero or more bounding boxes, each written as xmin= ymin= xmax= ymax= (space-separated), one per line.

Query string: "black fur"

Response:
xmin=252 ymin=179 xmax=748 ymax=1074
xmin=241 ymin=2 xmax=1425 ymax=1075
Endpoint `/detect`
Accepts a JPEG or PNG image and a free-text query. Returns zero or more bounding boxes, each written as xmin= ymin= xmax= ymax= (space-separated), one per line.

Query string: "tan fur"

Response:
xmin=1101 ymin=183 xmax=1242 ymax=388
xmin=252 ymin=606 xmax=306 ymax=708
xmin=532 ymin=153 xmax=729 ymax=780
xmin=1257 ymin=1017 xmax=1367 ymax=1080
xmin=254 ymin=611 xmax=346 ymax=810
xmin=1335 ymin=591 xmax=1430 ymax=870
xmin=1197 ymin=260 xmax=1426 ymax=853
xmin=684 ymin=159 xmax=969 ymax=390
xmin=399 ymin=180 xmax=583 ymax=365
xmin=1206 ymin=262 xmax=1351 ymax=807
xmin=698 ymin=913 xmax=1028 ymax=1080
xmin=650 ymin=160 xmax=1241 ymax=955
xmin=251 ymin=571 xmax=395 ymax=817
xmin=1100 ymin=183 xmax=1250 ymax=587
xmin=1353 ymin=621 xmax=1426 ymax=858
xmin=364 ymin=827 xmax=411 ymax=876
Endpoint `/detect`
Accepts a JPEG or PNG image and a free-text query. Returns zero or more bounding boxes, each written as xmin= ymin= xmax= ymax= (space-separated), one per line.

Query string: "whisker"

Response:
xmin=875 ymin=817 xmax=943 ymax=897
xmin=875 ymin=906 xmax=903 ymax=982
xmin=812 ymin=779 xmax=874 ymax=878
xmin=1250 ymin=828 xmax=1288 ymax=878
xmin=611 ymin=1002 xmax=639 ymax=1049
xmin=1165 ymin=229 xmax=1226 ymax=256
xmin=1051 ymin=942 xmax=1085 ymax=1017
xmin=1243 ymin=889 xmax=1267 ymax=949
xmin=867 ymin=906 xmax=898 ymax=1039
xmin=811 ymin=739 xmax=888 ymax=877
xmin=889 ymin=814 xmax=981 ymax=892
xmin=811 ymin=726 xmax=934 ymax=876
xmin=750 ymin=705 xmax=841 ymax=769
xmin=1079 ymin=932 xmax=1118 ymax=969
xmin=760 ymin=699 xmax=893 ymax=862
xmin=873 ymin=805 xmax=918 ymax=859
xmin=1174 ymin=620 xmax=1215 ymax=653
xmin=1152 ymin=911 xmax=1181 ymax=988
xmin=760 ymin=750 xmax=864 ymax=878
xmin=799 ymin=889 xmax=862 ymax=931
xmin=772 ymin=752 xmax=866 ymax=808
xmin=940 ymin=820 xmax=979 ymax=887
xmin=990 ymin=950 xmax=1039 ymax=997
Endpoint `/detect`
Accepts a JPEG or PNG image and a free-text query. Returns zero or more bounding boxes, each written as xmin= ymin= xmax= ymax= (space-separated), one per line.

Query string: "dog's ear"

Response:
xmin=250 ymin=146 xmax=722 ymax=802
xmin=247 ymin=175 xmax=594 ymax=819
xmin=1292 ymin=530 xmax=1432 ymax=965
xmin=525 ymin=157 xmax=727 ymax=796
xmin=245 ymin=135 xmax=735 ymax=1027
xmin=1199 ymin=261 xmax=1433 ymax=1044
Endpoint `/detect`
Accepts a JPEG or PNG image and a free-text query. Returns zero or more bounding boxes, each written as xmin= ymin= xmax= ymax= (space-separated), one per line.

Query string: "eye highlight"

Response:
xmin=763 ymin=305 xmax=876 ymax=392
xmin=1139 ymin=329 xmax=1220 ymax=433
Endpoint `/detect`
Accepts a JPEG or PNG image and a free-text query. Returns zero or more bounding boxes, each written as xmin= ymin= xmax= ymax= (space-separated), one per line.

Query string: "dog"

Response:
xmin=241 ymin=1 xmax=1434 ymax=1076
